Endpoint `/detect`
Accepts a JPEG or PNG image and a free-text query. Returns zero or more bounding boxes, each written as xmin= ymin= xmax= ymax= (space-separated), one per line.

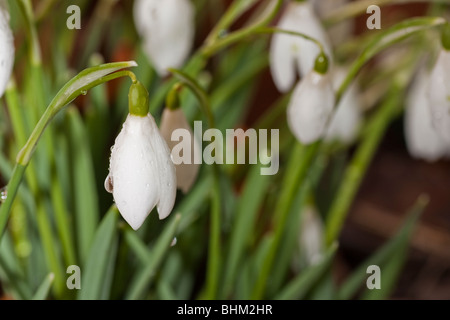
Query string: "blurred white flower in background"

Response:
xmin=287 ymin=67 xmax=335 ymax=144
xmin=310 ymin=0 xmax=353 ymax=48
xmin=325 ymin=67 xmax=362 ymax=144
xmin=269 ymin=0 xmax=332 ymax=92
xmin=0 ymin=0 xmax=14 ymax=97
xmin=133 ymin=0 xmax=195 ymax=77
xmin=160 ymin=107 xmax=201 ymax=194
xmin=427 ymin=49 xmax=450 ymax=145
xmin=405 ymin=68 xmax=449 ymax=161
xmin=299 ymin=206 xmax=324 ymax=266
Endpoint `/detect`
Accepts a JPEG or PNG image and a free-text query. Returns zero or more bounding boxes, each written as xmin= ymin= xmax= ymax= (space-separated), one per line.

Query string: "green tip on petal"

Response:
xmin=314 ymin=52 xmax=329 ymax=75
xmin=442 ymin=22 xmax=450 ymax=51
xmin=128 ymin=81 xmax=149 ymax=117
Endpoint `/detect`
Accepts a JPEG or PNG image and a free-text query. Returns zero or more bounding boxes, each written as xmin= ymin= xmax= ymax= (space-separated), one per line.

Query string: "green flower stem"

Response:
xmin=324 ymin=0 xmax=449 ymax=26
xmin=325 ymin=84 xmax=404 ymax=247
xmin=0 ymin=62 xmax=138 ymax=240
xmin=168 ymin=68 xmax=215 ymax=128
xmin=201 ymin=26 xmax=325 ymax=58
xmin=335 ymin=17 xmax=446 ymax=104
xmin=167 ymin=68 xmax=221 ymax=299
xmin=204 ymin=170 xmax=222 ymax=300
xmin=251 ymin=142 xmax=320 ymax=299
xmin=18 ymin=0 xmax=42 ymax=66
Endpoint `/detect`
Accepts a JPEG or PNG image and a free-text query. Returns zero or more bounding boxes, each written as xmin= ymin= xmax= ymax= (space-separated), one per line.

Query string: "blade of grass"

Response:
xmin=125 ymin=214 xmax=181 ymax=300
xmin=32 ymin=273 xmax=54 ymax=300
xmin=337 ymin=195 xmax=427 ymax=300
xmin=221 ymin=162 xmax=272 ymax=299
xmin=77 ymin=206 xmax=119 ymax=300
xmin=66 ymin=107 xmax=100 ymax=263
xmin=275 ymin=243 xmax=338 ymax=300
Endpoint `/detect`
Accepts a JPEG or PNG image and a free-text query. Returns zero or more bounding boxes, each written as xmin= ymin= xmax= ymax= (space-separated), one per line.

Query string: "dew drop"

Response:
xmin=0 ymin=187 xmax=7 ymax=203
xmin=81 ymin=90 xmax=87 ymax=96
xmin=170 ymin=237 xmax=177 ymax=247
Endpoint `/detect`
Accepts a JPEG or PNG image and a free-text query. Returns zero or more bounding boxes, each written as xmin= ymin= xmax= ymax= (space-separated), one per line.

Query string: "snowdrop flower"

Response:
xmin=325 ymin=67 xmax=362 ymax=144
xmin=299 ymin=206 xmax=324 ymax=266
xmin=0 ymin=0 xmax=14 ymax=97
xmin=270 ymin=0 xmax=332 ymax=92
xmin=405 ymin=68 xmax=448 ymax=161
xmin=105 ymin=81 xmax=177 ymax=230
xmin=427 ymin=49 xmax=450 ymax=144
xmin=133 ymin=0 xmax=195 ymax=77
xmin=160 ymin=107 xmax=200 ymax=194
xmin=310 ymin=0 xmax=353 ymax=47
xmin=287 ymin=54 xmax=335 ymax=144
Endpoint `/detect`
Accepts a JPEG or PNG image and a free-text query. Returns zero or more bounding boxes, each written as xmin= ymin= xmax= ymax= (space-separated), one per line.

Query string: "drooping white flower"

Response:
xmin=299 ymin=206 xmax=324 ymax=266
xmin=325 ymin=67 xmax=362 ymax=144
xmin=269 ymin=1 xmax=332 ymax=92
xmin=0 ymin=1 xmax=14 ymax=97
xmin=133 ymin=0 xmax=195 ymax=77
xmin=310 ymin=0 xmax=353 ymax=47
xmin=287 ymin=68 xmax=335 ymax=144
xmin=405 ymin=68 xmax=448 ymax=161
xmin=105 ymin=82 xmax=177 ymax=230
xmin=427 ymin=49 xmax=450 ymax=144
xmin=160 ymin=107 xmax=200 ymax=194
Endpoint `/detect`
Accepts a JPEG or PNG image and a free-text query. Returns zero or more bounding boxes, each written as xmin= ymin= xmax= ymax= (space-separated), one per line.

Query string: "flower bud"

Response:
xmin=287 ymin=69 xmax=335 ymax=144
xmin=105 ymin=86 xmax=176 ymax=230
xmin=299 ymin=206 xmax=324 ymax=266
xmin=325 ymin=67 xmax=362 ymax=144
xmin=0 ymin=1 xmax=14 ymax=97
xmin=405 ymin=68 xmax=448 ymax=161
xmin=427 ymin=49 xmax=450 ymax=144
xmin=160 ymin=107 xmax=200 ymax=194
xmin=133 ymin=0 xmax=195 ymax=77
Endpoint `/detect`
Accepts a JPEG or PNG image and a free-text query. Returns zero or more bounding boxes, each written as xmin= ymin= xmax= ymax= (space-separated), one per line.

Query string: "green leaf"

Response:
xmin=32 ymin=273 xmax=54 ymax=300
xmin=221 ymin=162 xmax=272 ymax=298
xmin=337 ymin=195 xmax=427 ymax=300
xmin=275 ymin=243 xmax=338 ymax=300
xmin=66 ymin=107 xmax=100 ymax=264
xmin=77 ymin=206 xmax=119 ymax=300
xmin=125 ymin=214 xmax=182 ymax=300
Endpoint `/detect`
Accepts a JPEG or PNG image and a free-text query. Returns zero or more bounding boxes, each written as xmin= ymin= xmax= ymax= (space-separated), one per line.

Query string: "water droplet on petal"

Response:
xmin=81 ymin=90 xmax=87 ymax=95
xmin=170 ymin=237 xmax=177 ymax=247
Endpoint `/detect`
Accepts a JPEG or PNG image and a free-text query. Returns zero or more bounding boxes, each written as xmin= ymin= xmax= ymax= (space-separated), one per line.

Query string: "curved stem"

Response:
xmin=0 ymin=62 xmax=138 ymax=240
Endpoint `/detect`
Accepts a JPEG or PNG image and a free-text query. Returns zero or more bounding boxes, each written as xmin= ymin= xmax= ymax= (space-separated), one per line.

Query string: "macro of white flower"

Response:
xmin=287 ymin=68 xmax=335 ymax=144
xmin=105 ymin=82 xmax=177 ymax=230
xmin=405 ymin=68 xmax=448 ymax=162
xmin=299 ymin=206 xmax=324 ymax=266
xmin=427 ymin=49 xmax=450 ymax=145
xmin=160 ymin=107 xmax=200 ymax=194
xmin=0 ymin=1 xmax=14 ymax=98
xmin=325 ymin=67 xmax=361 ymax=144
xmin=310 ymin=0 xmax=353 ymax=47
xmin=133 ymin=0 xmax=195 ymax=77
xmin=269 ymin=0 xmax=332 ymax=92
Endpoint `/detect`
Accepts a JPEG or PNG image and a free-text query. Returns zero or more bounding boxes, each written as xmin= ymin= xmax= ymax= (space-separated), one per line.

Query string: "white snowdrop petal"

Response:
xmin=134 ymin=0 xmax=195 ymax=77
xmin=0 ymin=4 xmax=14 ymax=98
xmin=406 ymin=69 xmax=448 ymax=161
xmin=270 ymin=2 xmax=332 ymax=92
xmin=325 ymin=67 xmax=361 ymax=143
xmin=269 ymin=17 xmax=298 ymax=92
xmin=108 ymin=114 xmax=176 ymax=230
xmin=299 ymin=206 xmax=324 ymax=266
xmin=427 ymin=50 xmax=450 ymax=144
xmin=287 ymin=71 xmax=335 ymax=144
xmin=160 ymin=108 xmax=200 ymax=194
